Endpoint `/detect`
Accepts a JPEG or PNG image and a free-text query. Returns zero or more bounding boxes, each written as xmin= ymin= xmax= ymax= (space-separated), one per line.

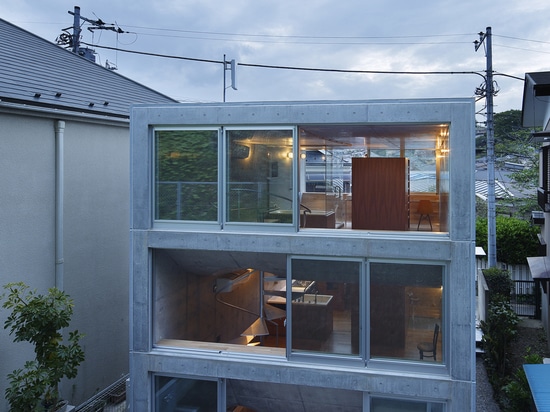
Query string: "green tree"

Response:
xmin=2 ymin=282 xmax=85 ymax=411
xmin=476 ymin=216 xmax=539 ymax=264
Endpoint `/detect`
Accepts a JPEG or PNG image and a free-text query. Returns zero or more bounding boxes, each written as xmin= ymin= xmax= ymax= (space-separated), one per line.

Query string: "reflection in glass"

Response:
xmin=155 ymin=129 xmax=218 ymax=221
xmin=298 ymin=124 xmax=450 ymax=232
xmin=291 ymin=259 xmax=360 ymax=355
xmin=370 ymin=263 xmax=443 ymax=362
xmin=155 ymin=376 xmax=217 ymax=412
xmin=371 ymin=397 xmax=444 ymax=412
xmin=226 ymin=129 xmax=294 ymax=224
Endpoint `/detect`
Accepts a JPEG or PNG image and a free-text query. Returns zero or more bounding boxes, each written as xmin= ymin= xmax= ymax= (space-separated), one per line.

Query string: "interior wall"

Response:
xmin=155 ymin=251 xmax=262 ymax=343
xmin=154 ymin=251 xmax=188 ymax=341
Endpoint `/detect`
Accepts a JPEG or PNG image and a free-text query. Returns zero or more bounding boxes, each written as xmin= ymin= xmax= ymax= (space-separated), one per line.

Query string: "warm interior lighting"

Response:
xmin=300 ymin=152 xmax=307 ymax=159
xmin=241 ymin=317 xmax=269 ymax=337
xmin=287 ymin=151 xmax=294 ymax=158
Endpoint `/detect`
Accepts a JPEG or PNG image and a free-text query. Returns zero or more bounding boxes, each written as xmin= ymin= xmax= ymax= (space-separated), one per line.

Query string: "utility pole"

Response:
xmin=475 ymin=27 xmax=497 ymax=267
xmin=71 ymin=6 xmax=81 ymax=54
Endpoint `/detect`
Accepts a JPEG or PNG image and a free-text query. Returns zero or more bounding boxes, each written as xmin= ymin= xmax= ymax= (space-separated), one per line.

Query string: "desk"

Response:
xmin=301 ymin=210 xmax=336 ymax=228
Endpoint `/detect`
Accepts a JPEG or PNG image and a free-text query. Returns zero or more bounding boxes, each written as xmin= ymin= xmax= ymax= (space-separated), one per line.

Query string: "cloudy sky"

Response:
xmin=2 ymin=1 xmax=549 ymax=117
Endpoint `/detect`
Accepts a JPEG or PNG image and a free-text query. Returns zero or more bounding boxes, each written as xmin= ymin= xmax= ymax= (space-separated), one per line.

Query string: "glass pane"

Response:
xmin=226 ymin=129 xmax=294 ymax=224
xmin=370 ymin=263 xmax=443 ymax=362
xmin=155 ymin=129 xmax=218 ymax=221
xmin=291 ymin=259 xmax=360 ymax=355
xmin=371 ymin=397 xmax=444 ymax=412
xmin=155 ymin=376 xmax=217 ymax=412
xmin=298 ymin=124 xmax=449 ymax=232
xmin=153 ymin=249 xmax=288 ymax=350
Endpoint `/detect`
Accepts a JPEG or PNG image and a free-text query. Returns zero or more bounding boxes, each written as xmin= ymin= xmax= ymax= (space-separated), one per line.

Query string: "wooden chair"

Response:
xmin=417 ymin=323 xmax=439 ymax=361
xmin=416 ymin=200 xmax=433 ymax=231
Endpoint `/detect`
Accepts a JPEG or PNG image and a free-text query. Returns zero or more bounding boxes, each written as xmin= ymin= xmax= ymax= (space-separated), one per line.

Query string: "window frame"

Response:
xmin=223 ymin=126 xmax=298 ymax=232
xmin=366 ymin=258 xmax=449 ymax=374
xmin=153 ymin=126 xmax=223 ymax=231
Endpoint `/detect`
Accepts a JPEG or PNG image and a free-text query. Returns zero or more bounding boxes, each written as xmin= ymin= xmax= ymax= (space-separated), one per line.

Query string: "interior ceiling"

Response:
xmin=299 ymin=124 xmax=448 ymax=150
xmin=164 ymin=249 xmax=287 ymax=277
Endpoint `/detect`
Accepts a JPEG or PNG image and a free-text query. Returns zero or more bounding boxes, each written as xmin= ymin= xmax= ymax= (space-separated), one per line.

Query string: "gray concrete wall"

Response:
xmin=0 ymin=111 xmax=129 ymax=408
xmin=130 ymin=99 xmax=476 ymax=410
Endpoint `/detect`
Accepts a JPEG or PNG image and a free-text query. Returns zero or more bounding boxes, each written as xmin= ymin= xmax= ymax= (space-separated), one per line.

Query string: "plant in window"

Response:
xmin=1 ymin=282 xmax=85 ymax=411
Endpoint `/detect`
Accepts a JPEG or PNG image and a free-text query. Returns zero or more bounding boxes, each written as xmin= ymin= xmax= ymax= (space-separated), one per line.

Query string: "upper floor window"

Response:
xmin=226 ymin=128 xmax=295 ymax=225
xmin=153 ymin=123 xmax=450 ymax=233
xmin=155 ymin=128 xmax=219 ymax=222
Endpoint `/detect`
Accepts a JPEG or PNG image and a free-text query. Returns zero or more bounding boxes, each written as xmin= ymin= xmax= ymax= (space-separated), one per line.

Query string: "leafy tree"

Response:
xmin=476 ymin=216 xmax=539 ymax=264
xmin=1 ymin=282 xmax=85 ymax=411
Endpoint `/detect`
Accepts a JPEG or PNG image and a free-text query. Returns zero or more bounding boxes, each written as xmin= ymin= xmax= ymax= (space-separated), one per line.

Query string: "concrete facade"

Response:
xmin=130 ymin=99 xmax=476 ymax=411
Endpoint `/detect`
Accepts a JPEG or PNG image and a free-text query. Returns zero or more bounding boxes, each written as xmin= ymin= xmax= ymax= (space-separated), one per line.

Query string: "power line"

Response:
xmin=494 ymin=33 xmax=550 ymax=45
xmin=82 ymin=41 xmax=489 ymax=79
xmin=122 ymin=25 xmax=477 ymax=41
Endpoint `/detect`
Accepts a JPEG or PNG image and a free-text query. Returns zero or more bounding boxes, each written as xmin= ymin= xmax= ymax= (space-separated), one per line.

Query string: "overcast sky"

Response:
xmin=2 ymin=1 xmax=549 ymax=118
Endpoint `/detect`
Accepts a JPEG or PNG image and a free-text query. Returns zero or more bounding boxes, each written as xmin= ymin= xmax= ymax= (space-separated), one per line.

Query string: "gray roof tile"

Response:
xmin=0 ymin=18 xmax=177 ymax=118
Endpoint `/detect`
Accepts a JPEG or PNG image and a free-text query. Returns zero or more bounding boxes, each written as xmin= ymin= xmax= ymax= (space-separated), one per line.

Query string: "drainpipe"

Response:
xmin=55 ymin=120 xmax=65 ymax=290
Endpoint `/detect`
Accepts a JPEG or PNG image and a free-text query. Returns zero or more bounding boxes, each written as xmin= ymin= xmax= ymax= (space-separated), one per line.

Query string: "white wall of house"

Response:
xmin=0 ymin=110 xmax=130 ymax=408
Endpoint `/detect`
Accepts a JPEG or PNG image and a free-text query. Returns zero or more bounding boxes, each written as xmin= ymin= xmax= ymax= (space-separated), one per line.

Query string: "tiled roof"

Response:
xmin=0 ymin=18 xmax=177 ymax=118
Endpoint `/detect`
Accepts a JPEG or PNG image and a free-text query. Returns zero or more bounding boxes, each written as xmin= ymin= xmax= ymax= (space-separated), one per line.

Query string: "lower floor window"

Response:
xmin=153 ymin=376 xmax=447 ymax=411
xmin=155 ymin=376 xmax=217 ymax=411
xmin=370 ymin=396 xmax=445 ymax=411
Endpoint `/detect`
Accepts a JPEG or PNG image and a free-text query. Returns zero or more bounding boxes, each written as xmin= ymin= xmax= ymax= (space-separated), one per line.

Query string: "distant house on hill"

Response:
xmin=0 ymin=17 xmax=177 ymax=408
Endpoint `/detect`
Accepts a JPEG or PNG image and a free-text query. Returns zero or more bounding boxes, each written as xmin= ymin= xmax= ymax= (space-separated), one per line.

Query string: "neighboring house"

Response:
xmin=522 ymin=70 xmax=550 ymax=412
xmin=129 ymin=99 xmax=477 ymax=410
xmin=0 ymin=18 xmax=177 ymax=408
xmin=523 ymin=72 xmax=550 ymax=346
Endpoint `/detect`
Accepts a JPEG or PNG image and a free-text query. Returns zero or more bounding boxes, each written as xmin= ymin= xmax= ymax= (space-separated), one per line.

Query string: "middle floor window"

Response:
xmin=153 ymin=250 xmax=445 ymax=368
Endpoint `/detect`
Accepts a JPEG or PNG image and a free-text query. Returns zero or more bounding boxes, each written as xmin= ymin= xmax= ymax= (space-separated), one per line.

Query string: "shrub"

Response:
xmin=502 ymin=349 xmax=542 ymax=411
xmin=480 ymin=297 xmax=519 ymax=388
xmin=1 ymin=282 xmax=85 ymax=411
xmin=483 ymin=267 xmax=513 ymax=303
xmin=476 ymin=216 xmax=539 ymax=265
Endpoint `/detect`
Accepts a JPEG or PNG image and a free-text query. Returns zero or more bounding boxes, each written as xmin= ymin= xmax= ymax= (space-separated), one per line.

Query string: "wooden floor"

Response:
xmin=338 ymin=213 xmax=440 ymax=232
xmin=263 ymin=311 xmax=442 ymax=362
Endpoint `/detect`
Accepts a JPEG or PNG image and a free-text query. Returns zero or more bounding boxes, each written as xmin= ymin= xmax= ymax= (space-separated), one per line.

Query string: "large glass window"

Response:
xmin=370 ymin=396 xmax=445 ymax=411
xmin=290 ymin=258 xmax=360 ymax=356
xmin=226 ymin=128 xmax=294 ymax=224
xmin=370 ymin=262 xmax=444 ymax=363
xmin=298 ymin=124 xmax=450 ymax=232
xmin=155 ymin=128 xmax=219 ymax=221
xmin=154 ymin=376 xmax=217 ymax=411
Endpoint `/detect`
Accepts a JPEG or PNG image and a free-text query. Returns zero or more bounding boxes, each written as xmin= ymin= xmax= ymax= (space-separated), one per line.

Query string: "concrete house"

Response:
xmin=0 ymin=18 xmax=176 ymax=408
xmin=130 ymin=99 xmax=477 ymax=410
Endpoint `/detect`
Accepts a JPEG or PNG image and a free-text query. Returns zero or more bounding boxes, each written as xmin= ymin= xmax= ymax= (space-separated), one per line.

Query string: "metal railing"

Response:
xmin=75 ymin=374 xmax=128 ymax=411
